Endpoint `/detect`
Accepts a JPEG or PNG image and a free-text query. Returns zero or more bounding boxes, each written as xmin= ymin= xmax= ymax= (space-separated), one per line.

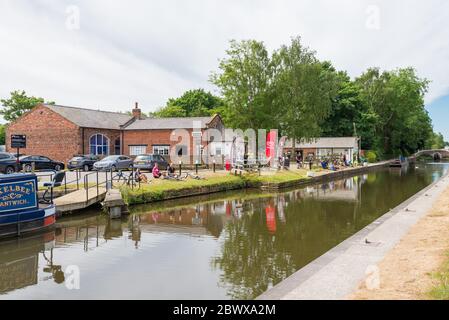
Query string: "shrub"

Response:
xmin=365 ymin=150 xmax=377 ymax=163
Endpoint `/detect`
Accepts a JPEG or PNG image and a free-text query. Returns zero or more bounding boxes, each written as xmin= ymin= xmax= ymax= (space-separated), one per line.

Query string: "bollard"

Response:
xmin=179 ymin=161 xmax=182 ymax=176
xmin=213 ymin=160 xmax=216 ymax=173
xmin=195 ymin=161 xmax=199 ymax=175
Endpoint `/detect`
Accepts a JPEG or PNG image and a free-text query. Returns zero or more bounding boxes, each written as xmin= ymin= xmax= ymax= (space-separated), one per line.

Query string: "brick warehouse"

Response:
xmin=5 ymin=103 xmax=224 ymax=164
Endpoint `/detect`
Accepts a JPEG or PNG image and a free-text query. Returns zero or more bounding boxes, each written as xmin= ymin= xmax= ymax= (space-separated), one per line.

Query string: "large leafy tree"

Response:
xmin=273 ymin=41 xmax=338 ymax=140
xmin=210 ymin=39 xmax=275 ymax=130
xmin=211 ymin=37 xmax=337 ymax=140
xmin=0 ymin=90 xmax=54 ymax=122
xmin=152 ymin=89 xmax=225 ymax=118
xmin=321 ymin=71 xmax=378 ymax=150
xmin=356 ymin=68 xmax=432 ymax=156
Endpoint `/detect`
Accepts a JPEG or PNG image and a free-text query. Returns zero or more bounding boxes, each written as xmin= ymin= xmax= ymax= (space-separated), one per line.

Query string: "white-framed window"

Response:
xmin=89 ymin=134 xmax=109 ymax=156
xmin=130 ymin=145 xmax=147 ymax=156
xmin=215 ymin=146 xmax=222 ymax=156
xmin=153 ymin=145 xmax=170 ymax=155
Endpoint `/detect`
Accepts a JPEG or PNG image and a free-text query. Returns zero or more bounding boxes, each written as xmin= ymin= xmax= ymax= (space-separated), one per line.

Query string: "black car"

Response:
xmin=0 ymin=152 xmax=18 ymax=174
xmin=67 ymin=155 xmax=100 ymax=171
xmin=19 ymin=155 xmax=65 ymax=172
xmin=133 ymin=154 xmax=168 ymax=172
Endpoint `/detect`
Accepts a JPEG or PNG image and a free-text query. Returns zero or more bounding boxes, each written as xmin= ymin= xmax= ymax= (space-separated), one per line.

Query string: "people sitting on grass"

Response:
xmin=135 ymin=168 xmax=148 ymax=183
xmin=152 ymin=163 xmax=162 ymax=179
xmin=167 ymin=163 xmax=176 ymax=177
xmin=321 ymin=159 xmax=328 ymax=169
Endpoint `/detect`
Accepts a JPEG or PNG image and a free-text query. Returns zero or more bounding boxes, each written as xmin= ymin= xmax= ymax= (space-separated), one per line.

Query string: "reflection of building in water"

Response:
xmin=53 ymin=177 xmax=363 ymax=249
xmin=294 ymin=178 xmax=361 ymax=203
xmin=0 ymin=231 xmax=56 ymax=294
xmin=137 ymin=204 xmax=227 ymax=238
xmin=261 ymin=177 xmax=362 ymax=233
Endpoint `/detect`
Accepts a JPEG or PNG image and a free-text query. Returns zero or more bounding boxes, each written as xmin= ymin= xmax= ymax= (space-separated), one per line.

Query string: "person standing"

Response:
xmin=296 ymin=152 xmax=302 ymax=169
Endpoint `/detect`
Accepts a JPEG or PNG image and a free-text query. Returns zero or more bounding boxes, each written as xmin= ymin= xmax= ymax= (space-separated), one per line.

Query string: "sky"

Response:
xmin=0 ymin=0 xmax=448 ymax=140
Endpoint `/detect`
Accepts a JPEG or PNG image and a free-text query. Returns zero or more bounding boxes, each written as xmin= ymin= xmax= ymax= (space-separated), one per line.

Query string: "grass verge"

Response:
xmin=120 ymin=174 xmax=246 ymax=205
xmin=428 ymin=252 xmax=449 ymax=299
xmin=120 ymin=170 xmax=311 ymax=205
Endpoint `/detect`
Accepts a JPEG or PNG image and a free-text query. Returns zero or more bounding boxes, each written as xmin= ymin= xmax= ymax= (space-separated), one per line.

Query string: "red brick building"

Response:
xmin=6 ymin=103 xmax=224 ymax=164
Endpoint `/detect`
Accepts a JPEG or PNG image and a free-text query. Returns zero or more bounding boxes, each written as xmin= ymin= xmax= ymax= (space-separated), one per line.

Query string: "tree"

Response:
xmin=356 ymin=68 xmax=432 ymax=156
xmin=0 ymin=90 xmax=54 ymax=122
xmin=272 ymin=41 xmax=338 ymax=141
xmin=152 ymin=104 xmax=187 ymax=117
xmin=0 ymin=124 xmax=5 ymax=145
xmin=211 ymin=39 xmax=275 ymax=130
xmin=153 ymin=89 xmax=225 ymax=118
xmin=321 ymin=71 xmax=378 ymax=150
xmin=427 ymin=132 xmax=446 ymax=149
xmin=211 ymin=37 xmax=337 ymax=138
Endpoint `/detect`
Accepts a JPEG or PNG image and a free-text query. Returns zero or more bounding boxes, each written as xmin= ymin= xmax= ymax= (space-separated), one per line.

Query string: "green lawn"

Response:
xmin=244 ymin=170 xmax=310 ymax=185
xmin=120 ymin=174 xmax=246 ymax=205
xmin=120 ymin=169 xmax=313 ymax=205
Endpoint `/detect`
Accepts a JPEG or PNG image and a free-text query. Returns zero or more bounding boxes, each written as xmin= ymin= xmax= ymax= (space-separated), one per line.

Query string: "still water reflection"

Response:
xmin=1 ymin=162 xmax=448 ymax=299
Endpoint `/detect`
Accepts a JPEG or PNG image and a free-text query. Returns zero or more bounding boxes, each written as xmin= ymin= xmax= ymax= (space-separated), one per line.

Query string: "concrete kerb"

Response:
xmin=257 ymin=170 xmax=449 ymax=300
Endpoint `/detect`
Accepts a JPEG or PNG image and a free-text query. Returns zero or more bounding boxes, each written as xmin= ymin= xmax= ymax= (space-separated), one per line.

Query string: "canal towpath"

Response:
xmin=349 ymin=175 xmax=449 ymax=299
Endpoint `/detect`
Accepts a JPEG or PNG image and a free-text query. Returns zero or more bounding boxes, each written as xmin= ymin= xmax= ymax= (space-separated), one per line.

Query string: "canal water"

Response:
xmin=1 ymin=162 xmax=448 ymax=299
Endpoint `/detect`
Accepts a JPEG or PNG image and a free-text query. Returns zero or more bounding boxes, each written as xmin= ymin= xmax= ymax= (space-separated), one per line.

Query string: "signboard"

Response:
xmin=266 ymin=131 xmax=277 ymax=162
xmin=11 ymin=135 xmax=26 ymax=148
xmin=0 ymin=179 xmax=37 ymax=213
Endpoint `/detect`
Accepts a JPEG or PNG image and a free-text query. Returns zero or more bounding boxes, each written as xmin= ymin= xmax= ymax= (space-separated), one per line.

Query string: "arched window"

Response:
xmin=89 ymin=134 xmax=109 ymax=155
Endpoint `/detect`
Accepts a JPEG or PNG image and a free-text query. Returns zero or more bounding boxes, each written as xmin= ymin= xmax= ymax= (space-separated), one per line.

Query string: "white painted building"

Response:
xmin=285 ymin=137 xmax=360 ymax=161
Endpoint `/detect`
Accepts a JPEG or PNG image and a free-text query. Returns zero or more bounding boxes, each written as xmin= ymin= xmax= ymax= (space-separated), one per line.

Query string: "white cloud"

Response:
xmin=1 ymin=0 xmax=449 ymax=118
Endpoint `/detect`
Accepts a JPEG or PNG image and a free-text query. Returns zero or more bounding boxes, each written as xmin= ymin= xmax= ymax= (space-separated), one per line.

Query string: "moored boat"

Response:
xmin=0 ymin=173 xmax=56 ymax=238
xmin=390 ymin=156 xmax=409 ymax=168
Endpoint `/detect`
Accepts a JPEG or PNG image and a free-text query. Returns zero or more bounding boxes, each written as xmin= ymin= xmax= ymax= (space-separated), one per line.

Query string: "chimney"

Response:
xmin=132 ymin=102 xmax=142 ymax=119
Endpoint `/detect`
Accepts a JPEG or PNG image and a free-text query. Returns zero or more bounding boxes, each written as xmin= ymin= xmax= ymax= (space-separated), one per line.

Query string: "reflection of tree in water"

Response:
xmin=212 ymin=195 xmax=360 ymax=300
xmin=212 ymin=166 xmax=444 ymax=299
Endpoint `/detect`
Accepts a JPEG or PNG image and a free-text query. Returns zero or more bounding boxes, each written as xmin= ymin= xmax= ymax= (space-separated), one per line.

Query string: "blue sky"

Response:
xmin=0 ymin=0 xmax=448 ymax=141
xmin=427 ymin=95 xmax=449 ymax=141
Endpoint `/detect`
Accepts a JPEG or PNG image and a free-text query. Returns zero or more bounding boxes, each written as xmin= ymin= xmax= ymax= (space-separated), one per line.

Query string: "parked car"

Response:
xmin=67 ymin=155 xmax=100 ymax=171
xmin=133 ymin=154 xmax=168 ymax=172
xmin=0 ymin=152 xmax=18 ymax=174
xmin=93 ymin=155 xmax=133 ymax=171
xmin=19 ymin=155 xmax=65 ymax=172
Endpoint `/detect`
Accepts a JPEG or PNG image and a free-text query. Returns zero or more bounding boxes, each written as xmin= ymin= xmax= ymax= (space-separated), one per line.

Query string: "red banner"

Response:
xmin=266 ymin=131 xmax=276 ymax=160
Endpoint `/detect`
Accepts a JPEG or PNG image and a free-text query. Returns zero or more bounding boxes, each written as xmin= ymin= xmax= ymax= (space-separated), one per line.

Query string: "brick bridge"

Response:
xmin=413 ymin=149 xmax=449 ymax=160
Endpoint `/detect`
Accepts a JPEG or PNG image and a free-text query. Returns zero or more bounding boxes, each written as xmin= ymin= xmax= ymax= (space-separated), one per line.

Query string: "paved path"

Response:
xmin=258 ymin=171 xmax=449 ymax=300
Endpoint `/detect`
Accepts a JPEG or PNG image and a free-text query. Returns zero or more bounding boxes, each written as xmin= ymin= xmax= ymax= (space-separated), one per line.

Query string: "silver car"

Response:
xmin=93 ymin=155 xmax=133 ymax=171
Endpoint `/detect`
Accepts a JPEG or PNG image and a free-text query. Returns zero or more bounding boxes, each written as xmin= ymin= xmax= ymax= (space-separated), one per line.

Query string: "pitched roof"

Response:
xmin=45 ymin=104 xmax=132 ymax=130
xmin=124 ymin=116 xmax=215 ymax=130
xmin=286 ymin=137 xmax=359 ymax=149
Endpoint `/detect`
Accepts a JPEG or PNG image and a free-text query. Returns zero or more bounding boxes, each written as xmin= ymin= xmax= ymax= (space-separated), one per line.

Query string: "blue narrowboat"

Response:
xmin=0 ymin=173 xmax=56 ymax=238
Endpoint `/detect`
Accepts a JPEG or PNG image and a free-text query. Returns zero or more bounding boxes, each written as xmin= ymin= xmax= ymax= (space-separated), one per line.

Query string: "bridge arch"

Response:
xmin=413 ymin=149 xmax=449 ymax=160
